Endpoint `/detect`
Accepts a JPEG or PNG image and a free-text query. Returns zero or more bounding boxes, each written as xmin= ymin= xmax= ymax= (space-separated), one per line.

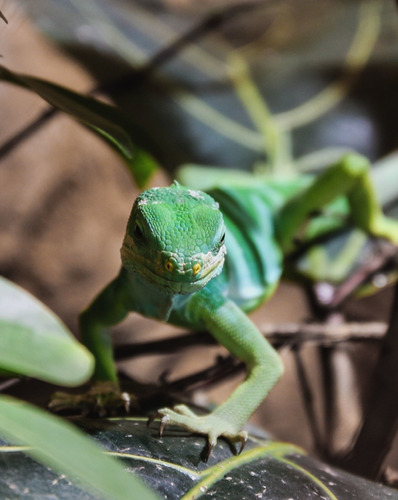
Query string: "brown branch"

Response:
xmin=259 ymin=321 xmax=387 ymax=344
xmin=114 ymin=321 xmax=387 ymax=361
xmin=313 ymin=241 xmax=397 ymax=309
xmin=292 ymin=345 xmax=325 ymax=455
xmin=0 ymin=108 xmax=57 ymax=160
xmin=156 ymin=355 xmax=242 ymax=394
xmin=118 ymin=355 xmax=243 ymax=408
xmin=0 ymin=378 xmax=20 ymax=392
xmin=319 ymin=345 xmax=336 ymax=455
xmin=114 ymin=331 xmax=212 ymax=360
xmin=340 ymin=280 xmax=398 ymax=479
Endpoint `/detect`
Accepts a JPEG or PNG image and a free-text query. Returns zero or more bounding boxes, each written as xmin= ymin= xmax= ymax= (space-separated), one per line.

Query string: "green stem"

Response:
xmin=182 ymin=443 xmax=303 ymax=500
xmin=275 ymin=0 xmax=381 ymax=131
xmin=228 ymin=54 xmax=293 ymax=175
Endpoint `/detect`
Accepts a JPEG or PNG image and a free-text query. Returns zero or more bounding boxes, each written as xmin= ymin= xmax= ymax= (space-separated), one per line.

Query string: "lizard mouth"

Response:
xmin=143 ymin=259 xmax=223 ymax=293
xmin=120 ymin=244 xmax=224 ymax=294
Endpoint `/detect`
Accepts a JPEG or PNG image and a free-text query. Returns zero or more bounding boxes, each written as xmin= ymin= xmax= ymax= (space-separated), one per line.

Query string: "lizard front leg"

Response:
xmin=154 ymin=289 xmax=283 ymax=460
xmin=51 ymin=270 xmax=132 ymax=414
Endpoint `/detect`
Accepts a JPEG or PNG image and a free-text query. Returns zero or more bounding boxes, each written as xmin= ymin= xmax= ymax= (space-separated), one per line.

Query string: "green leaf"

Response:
xmin=0 ymin=276 xmax=93 ymax=386
xmin=2 ymin=413 xmax=393 ymax=499
xmin=23 ymin=0 xmax=383 ymax=173
xmin=0 ymin=65 xmax=158 ymax=187
xmin=0 ymin=395 xmax=160 ymax=500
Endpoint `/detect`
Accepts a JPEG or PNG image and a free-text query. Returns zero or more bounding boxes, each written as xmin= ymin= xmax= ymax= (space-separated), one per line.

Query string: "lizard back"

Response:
xmin=207 ymin=180 xmax=306 ymax=311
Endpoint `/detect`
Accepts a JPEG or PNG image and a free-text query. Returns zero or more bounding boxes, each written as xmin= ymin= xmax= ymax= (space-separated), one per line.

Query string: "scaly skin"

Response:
xmin=72 ymin=154 xmax=398 ymax=460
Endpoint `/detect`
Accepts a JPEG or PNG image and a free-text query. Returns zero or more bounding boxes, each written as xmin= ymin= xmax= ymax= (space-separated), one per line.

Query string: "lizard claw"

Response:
xmin=223 ymin=430 xmax=248 ymax=455
xmin=146 ymin=411 xmax=170 ymax=437
xmin=238 ymin=431 xmax=248 ymax=454
xmin=146 ymin=411 xmax=161 ymax=428
xmin=121 ymin=392 xmax=131 ymax=413
xmin=159 ymin=415 xmax=170 ymax=437
xmin=204 ymin=436 xmax=217 ymax=463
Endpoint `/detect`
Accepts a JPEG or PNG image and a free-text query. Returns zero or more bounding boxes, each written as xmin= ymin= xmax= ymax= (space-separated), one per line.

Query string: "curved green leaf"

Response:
xmin=0 ymin=396 xmax=160 ymax=500
xmin=0 ymin=276 xmax=93 ymax=386
xmin=0 ymin=65 xmax=158 ymax=187
xmin=2 ymin=415 xmax=394 ymax=499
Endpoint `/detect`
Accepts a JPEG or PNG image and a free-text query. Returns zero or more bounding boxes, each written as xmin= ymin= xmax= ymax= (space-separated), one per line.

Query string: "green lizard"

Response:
xmin=70 ymin=153 xmax=398 ymax=460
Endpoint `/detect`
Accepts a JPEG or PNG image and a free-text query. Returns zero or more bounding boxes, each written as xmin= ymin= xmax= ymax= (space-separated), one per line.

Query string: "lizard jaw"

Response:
xmin=120 ymin=243 xmax=225 ymax=295
xmin=139 ymin=259 xmax=224 ymax=294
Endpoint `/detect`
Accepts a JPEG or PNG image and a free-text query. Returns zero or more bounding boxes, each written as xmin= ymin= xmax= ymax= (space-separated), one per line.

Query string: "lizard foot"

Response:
xmin=49 ymin=381 xmax=135 ymax=417
xmin=372 ymin=216 xmax=398 ymax=246
xmin=148 ymin=404 xmax=248 ymax=461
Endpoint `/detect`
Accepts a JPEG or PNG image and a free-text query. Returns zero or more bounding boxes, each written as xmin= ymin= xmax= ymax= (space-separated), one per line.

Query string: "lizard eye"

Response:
xmin=165 ymin=260 xmax=174 ymax=272
xmin=133 ymin=222 xmax=145 ymax=243
xmin=220 ymin=233 xmax=225 ymax=245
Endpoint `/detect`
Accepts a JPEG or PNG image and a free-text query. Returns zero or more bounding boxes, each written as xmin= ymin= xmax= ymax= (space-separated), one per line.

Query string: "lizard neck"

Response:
xmin=125 ymin=269 xmax=188 ymax=321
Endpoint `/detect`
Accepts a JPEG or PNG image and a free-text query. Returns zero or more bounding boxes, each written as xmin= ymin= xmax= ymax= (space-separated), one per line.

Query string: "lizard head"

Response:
xmin=120 ymin=181 xmax=226 ymax=294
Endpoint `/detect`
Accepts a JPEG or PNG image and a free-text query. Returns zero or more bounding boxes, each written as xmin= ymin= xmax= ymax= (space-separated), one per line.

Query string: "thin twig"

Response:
xmin=292 ymin=345 xmax=325 ymax=455
xmin=99 ymin=0 xmax=268 ymax=95
xmin=0 ymin=10 xmax=7 ymax=24
xmin=114 ymin=321 xmax=387 ymax=361
xmin=259 ymin=321 xmax=387 ymax=344
xmin=314 ymin=241 xmax=397 ymax=309
xmin=0 ymin=378 xmax=20 ymax=392
xmin=0 ymin=108 xmax=56 ymax=160
xmin=158 ymin=355 xmax=242 ymax=394
xmin=114 ymin=331 xmax=211 ymax=360
xmin=319 ymin=345 xmax=335 ymax=455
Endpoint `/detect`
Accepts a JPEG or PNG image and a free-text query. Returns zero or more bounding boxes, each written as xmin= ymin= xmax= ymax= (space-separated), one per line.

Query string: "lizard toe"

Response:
xmin=171 ymin=404 xmax=197 ymax=417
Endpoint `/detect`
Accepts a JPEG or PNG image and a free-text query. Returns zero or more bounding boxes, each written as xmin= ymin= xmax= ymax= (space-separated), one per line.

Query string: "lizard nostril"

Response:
xmin=192 ymin=263 xmax=201 ymax=276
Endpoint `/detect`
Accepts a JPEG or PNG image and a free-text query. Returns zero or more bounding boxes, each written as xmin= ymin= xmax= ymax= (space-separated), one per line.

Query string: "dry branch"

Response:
xmin=340 ymin=281 xmax=398 ymax=479
xmin=114 ymin=321 xmax=387 ymax=361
